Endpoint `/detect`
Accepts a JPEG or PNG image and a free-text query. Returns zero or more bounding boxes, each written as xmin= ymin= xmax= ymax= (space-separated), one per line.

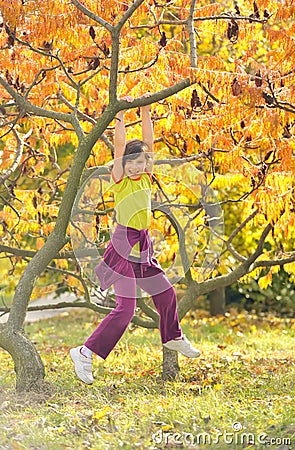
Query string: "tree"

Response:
xmin=0 ymin=0 xmax=295 ymax=391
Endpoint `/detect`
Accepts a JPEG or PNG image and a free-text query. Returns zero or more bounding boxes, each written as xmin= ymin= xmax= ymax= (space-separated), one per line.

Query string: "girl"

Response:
xmin=70 ymin=95 xmax=200 ymax=384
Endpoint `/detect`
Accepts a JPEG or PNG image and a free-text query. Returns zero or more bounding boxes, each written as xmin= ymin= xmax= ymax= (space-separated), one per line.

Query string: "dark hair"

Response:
xmin=122 ymin=139 xmax=149 ymax=168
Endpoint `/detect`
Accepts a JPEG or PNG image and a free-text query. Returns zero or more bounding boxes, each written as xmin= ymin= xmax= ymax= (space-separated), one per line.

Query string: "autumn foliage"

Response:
xmin=0 ymin=0 xmax=294 ymax=298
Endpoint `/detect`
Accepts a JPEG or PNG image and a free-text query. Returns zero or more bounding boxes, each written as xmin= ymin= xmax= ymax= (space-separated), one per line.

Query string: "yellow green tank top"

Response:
xmin=110 ymin=172 xmax=152 ymax=257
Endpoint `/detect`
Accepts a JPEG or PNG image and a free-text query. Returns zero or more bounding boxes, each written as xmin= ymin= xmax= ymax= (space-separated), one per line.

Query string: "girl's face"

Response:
xmin=124 ymin=153 xmax=147 ymax=179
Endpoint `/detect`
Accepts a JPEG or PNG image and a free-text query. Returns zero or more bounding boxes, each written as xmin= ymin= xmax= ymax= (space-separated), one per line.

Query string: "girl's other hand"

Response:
xmin=117 ymin=96 xmax=134 ymax=117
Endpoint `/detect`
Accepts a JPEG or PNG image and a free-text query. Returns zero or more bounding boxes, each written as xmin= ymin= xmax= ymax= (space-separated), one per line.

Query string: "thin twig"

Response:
xmin=130 ymin=13 xmax=269 ymax=30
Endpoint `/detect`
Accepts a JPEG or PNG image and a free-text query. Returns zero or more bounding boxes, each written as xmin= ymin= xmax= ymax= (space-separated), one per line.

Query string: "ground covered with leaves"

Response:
xmin=0 ymin=309 xmax=294 ymax=449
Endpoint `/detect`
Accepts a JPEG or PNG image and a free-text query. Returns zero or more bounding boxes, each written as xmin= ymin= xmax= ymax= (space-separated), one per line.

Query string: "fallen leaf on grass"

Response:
xmin=92 ymin=406 xmax=112 ymax=421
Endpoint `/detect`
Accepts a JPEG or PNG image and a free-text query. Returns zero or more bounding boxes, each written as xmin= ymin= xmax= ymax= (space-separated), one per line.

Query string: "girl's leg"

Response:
xmin=84 ymin=275 xmax=137 ymax=359
xmin=134 ymin=265 xmax=182 ymax=344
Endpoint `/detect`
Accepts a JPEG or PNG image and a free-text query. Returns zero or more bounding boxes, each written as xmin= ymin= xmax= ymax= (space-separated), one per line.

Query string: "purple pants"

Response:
xmin=84 ymin=263 xmax=182 ymax=359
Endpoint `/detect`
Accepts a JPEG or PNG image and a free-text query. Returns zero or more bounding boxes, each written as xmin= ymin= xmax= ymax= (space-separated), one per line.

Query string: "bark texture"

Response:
xmin=209 ymin=287 xmax=226 ymax=316
xmin=162 ymin=346 xmax=180 ymax=381
xmin=0 ymin=323 xmax=45 ymax=392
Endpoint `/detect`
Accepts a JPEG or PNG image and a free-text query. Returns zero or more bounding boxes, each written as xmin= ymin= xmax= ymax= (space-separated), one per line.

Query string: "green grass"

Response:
xmin=0 ymin=309 xmax=294 ymax=449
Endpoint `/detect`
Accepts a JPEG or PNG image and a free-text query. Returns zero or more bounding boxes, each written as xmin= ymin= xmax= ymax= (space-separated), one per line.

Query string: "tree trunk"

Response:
xmin=2 ymin=232 xmax=67 ymax=391
xmin=162 ymin=346 xmax=180 ymax=380
xmin=0 ymin=106 xmax=117 ymax=392
xmin=209 ymin=286 xmax=225 ymax=316
xmin=0 ymin=323 xmax=45 ymax=392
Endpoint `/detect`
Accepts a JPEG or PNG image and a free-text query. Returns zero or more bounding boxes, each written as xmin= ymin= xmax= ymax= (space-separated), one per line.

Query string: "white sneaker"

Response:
xmin=163 ymin=335 xmax=201 ymax=358
xmin=70 ymin=346 xmax=94 ymax=384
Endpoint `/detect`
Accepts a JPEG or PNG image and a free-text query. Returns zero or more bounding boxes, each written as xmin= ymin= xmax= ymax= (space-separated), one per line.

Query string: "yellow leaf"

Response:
xmin=283 ymin=262 xmax=295 ymax=277
xmin=250 ymin=325 xmax=257 ymax=335
xmin=258 ymin=272 xmax=272 ymax=290
xmin=92 ymin=406 xmax=112 ymax=420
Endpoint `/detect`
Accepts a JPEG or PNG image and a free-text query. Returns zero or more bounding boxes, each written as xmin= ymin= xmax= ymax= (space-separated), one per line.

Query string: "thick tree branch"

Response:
xmin=81 ymin=78 xmax=195 ymax=156
xmin=153 ymin=201 xmax=192 ymax=281
xmin=109 ymin=29 xmax=120 ymax=104
xmin=253 ymin=253 xmax=295 ymax=269
xmin=109 ymin=4 xmax=147 ymax=103
xmin=0 ymin=76 xmax=76 ymax=125
xmin=0 ymin=244 xmax=74 ymax=260
xmin=115 ymin=78 xmax=193 ymax=112
xmin=0 ymin=301 xmax=157 ymax=329
xmin=178 ymin=223 xmax=273 ymax=319
xmin=57 ymin=91 xmax=113 ymax=151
